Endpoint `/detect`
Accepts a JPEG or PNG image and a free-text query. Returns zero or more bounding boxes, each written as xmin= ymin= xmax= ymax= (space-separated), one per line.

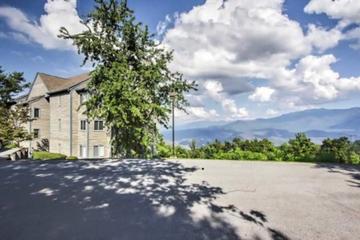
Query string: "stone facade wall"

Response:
xmin=74 ymin=90 xmax=111 ymax=158
xmin=49 ymin=93 xmax=71 ymax=155
xmin=22 ymin=77 xmax=112 ymax=159
xmin=28 ymin=76 xmax=48 ymax=99
xmin=20 ymin=97 xmax=50 ymax=152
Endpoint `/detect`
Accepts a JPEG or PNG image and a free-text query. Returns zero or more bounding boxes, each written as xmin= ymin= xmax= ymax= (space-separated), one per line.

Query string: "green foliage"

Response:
xmin=280 ymin=133 xmax=318 ymax=162
xmin=59 ymin=0 xmax=195 ymax=157
xmin=156 ymin=139 xmax=172 ymax=158
xmin=66 ymin=156 xmax=78 ymax=160
xmin=0 ymin=67 xmax=31 ymax=149
xmin=214 ymin=149 xmax=268 ymax=161
xmin=318 ymin=137 xmax=353 ymax=163
xmin=350 ymin=152 xmax=360 ymax=164
xmin=5 ymin=143 xmax=18 ymax=149
xmin=351 ymin=140 xmax=360 ymax=155
xmin=0 ymin=66 xmax=29 ymax=108
xmin=157 ymin=133 xmax=360 ymax=164
xmin=32 ymin=151 xmax=67 ymax=160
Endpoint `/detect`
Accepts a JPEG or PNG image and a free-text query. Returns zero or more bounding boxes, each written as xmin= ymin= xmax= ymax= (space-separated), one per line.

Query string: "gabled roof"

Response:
xmin=23 ymin=72 xmax=91 ymax=103
xmin=38 ymin=73 xmax=67 ymax=92
xmin=48 ymin=72 xmax=91 ymax=94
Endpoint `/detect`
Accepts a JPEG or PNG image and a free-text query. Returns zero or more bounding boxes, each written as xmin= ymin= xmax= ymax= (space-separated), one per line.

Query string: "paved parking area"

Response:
xmin=0 ymin=159 xmax=359 ymax=240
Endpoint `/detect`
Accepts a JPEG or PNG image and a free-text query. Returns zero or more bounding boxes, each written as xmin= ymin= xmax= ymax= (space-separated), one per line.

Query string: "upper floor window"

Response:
xmin=94 ymin=120 xmax=104 ymax=131
xmin=80 ymin=120 xmax=87 ymax=131
xmin=33 ymin=108 xmax=40 ymax=118
xmin=80 ymin=92 xmax=89 ymax=104
xmin=33 ymin=129 xmax=40 ymax=139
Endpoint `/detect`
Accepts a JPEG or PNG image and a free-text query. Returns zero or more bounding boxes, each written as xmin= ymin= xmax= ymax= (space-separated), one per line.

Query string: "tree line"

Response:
xmin=157 ymin=133 xmax=360 ymax=164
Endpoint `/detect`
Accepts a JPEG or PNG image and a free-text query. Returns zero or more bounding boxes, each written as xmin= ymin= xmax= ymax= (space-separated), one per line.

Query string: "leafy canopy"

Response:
xmin=281 ymin=133 xmax=318 ymax=162
xmin=0 ymin=67 xmax=31 ymax=148
xmin=59 ymin=0 xmax=196 ymax=157
xmin=0 ymin=66 xmax=29 ymax=108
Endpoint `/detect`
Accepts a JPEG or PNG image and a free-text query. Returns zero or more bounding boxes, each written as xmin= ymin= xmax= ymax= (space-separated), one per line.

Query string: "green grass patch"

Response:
xmin=32 ymin=151 xmax=66 ymax=160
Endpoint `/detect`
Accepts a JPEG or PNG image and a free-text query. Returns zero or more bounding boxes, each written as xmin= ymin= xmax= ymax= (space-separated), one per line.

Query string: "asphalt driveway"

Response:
xmin=0 ymin=159 xmax=359 ymax=240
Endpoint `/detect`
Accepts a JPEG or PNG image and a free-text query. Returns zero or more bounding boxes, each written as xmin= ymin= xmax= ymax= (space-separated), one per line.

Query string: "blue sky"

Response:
xmin=0 ymin=0 xmax=360 ymax=123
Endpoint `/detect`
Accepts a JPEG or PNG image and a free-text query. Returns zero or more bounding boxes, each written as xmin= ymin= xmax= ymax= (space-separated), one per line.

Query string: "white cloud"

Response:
xmin=156 ymin=14 xmax=177 ymax=37
xmin=305 ymin=0 xmax=360 ymax=24
xmin=156 ymin=14 xmax=171 ymax=36
xmin=9 ymin=32 xmax=31 ymax=44
xmin=249 ymin=87 xmax=275 ymax=102
xmin=306 ymin=24 xmax=343 ymax=52
xmin=189 ymin=107 xmax=219 ymax=119
xmin=273 ymin=54 xmax=360 ymax=107
xmin=163 ymin=0 xmax=312 ymax=83
xmin=161 ymin=0 xmax=356 ymax=117
xmin=203 ymin=80 xmax=249 ymax=118
xmin=0 ymin=31 xmax=31 ymax=44
xmin=305 ymin=0 xmax=360 ymax=51
xmin=266 ymin=109 xmax=279 ymax=116
xmin=345 ymin=27 xmax=360 ymax=50
xmin=175 ymin=107 xmax=219 ymax=123
xmin=0 ymin=0 xmax=85 ymax=50
xmin=221 ymin=99 xmax=249 ymax=118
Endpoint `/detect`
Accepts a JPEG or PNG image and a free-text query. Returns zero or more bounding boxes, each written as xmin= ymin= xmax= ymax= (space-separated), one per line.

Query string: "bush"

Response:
xmin=350 ymin=152 xmax=360 ymax=164
xmin=32 ymin=151 xmax=66 ymax=160
xmin=5 ymin=143 xmax=18 ymax=149
xmin=214 ymin=149 xmax=268 ymax=161
xmin=318 ymin=137 xmax=352 ymax=163
xmin=157 ymin=143 xmax=172 ymax=158
xmin=66 ymin=156 xmax=78 ymax=160
xmin=281 ymin=133 xmax=318 ymax=162
xmin=155 ymin=134 xmax=360 ymax=164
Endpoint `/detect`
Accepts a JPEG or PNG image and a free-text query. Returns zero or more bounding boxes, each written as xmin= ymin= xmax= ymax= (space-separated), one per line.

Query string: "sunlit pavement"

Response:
xmin=0 ymin=159 xmax=359 ymax=240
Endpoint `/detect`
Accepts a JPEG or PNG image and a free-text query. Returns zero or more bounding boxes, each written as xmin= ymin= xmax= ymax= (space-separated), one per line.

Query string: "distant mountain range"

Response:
xmin=162 ymin=107 xmax=360 ymax=146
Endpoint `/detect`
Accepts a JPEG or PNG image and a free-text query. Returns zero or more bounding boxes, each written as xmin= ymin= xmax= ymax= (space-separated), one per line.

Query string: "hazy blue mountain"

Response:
xmin=176 ymin=120 xmax=227 ymax=130
xmin=162 ymin=107 xmax=360 ymax=146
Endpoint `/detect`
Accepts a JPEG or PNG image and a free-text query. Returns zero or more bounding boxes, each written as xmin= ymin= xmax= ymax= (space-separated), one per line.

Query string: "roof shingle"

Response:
xmin=35 ymin=72 xmax=91 ymax=95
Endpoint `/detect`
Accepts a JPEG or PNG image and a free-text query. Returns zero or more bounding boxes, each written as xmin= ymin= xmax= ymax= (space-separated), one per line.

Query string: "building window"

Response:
xmin=80 ymin=92 xmax=89 ymax=104
xmin=58 ymin=119 xmax=61 ymax=131
xmin=33 ymin=129 xmax=40 ymax=138
xmin=33 ymin=108 xmax=40 ymax=118
xmin=80 ymin=145 xmax=87 ymax=158
xmin=94 ymin=120 xmax=104 ymax=131
xmin=80 ymin=120 xmax=87 ymax=130
xmin=93 ymin=145 xmax=104 ymax=158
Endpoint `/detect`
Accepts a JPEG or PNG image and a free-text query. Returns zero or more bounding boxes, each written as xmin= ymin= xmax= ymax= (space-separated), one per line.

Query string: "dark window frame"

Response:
xmin=80 ymin=120 xmax=87 ymax=131
xmin=94 ymin=120 xmax=104 ymax=131
xmin=33 ymin=108 xmax=40 ymax=118
xmin=33 ymin=129 xmax=40 ymax=139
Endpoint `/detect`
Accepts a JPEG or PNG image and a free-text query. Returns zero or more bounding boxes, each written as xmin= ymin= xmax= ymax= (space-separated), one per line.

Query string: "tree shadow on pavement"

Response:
xmin=0 ymin=159 xmax=289 ymax=240
xmin=314 ymin=163 xmax=360 ymax=188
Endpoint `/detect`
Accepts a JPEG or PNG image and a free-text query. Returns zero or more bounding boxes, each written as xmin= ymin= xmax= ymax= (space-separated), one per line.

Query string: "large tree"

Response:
xmin=0 ymin=67 xmax=31 ymax=149
xmin=60 ymin=0 xmax=196 ymax=157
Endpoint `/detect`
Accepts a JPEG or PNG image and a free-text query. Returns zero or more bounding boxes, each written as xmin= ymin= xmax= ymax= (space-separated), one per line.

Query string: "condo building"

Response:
xmin=18 ymin=72 xmax=111 ymax=158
